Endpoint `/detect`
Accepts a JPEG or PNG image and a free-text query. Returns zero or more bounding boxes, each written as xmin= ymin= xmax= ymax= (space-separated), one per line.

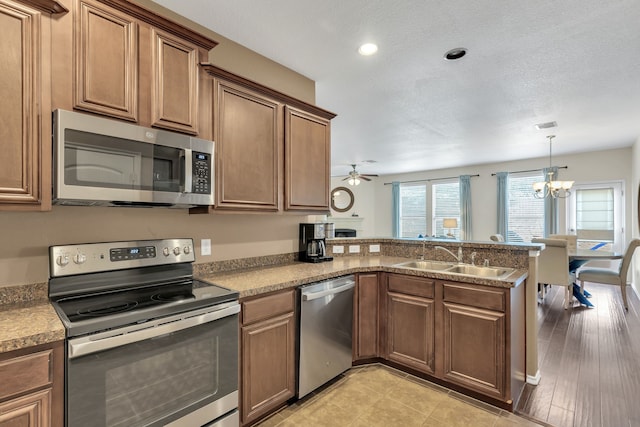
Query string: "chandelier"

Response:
xmin=533 ymin=135 xmax=574 ymax=199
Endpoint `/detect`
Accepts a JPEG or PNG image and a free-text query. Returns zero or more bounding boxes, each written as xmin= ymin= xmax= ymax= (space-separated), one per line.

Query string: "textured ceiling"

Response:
xmin=154 ymin=0 xmax=640 ymax=177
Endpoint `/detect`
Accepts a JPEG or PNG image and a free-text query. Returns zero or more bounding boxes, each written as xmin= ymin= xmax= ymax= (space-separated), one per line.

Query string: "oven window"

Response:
xmin=67 ymin=314 xmax=238 ymax=427
xmin=63 ymin=129 xmax=183 ymax=193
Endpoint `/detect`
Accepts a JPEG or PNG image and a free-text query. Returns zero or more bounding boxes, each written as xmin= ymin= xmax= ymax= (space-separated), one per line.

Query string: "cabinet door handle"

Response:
xmin=302 ymin=281 xmax=355 ymax=301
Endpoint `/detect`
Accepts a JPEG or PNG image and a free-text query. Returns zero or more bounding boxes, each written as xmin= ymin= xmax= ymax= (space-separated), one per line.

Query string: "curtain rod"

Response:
xmin=490 ymin=166 xmax=568 ymax=177
xmin=383 ymin=174 xmax=480 ymax=185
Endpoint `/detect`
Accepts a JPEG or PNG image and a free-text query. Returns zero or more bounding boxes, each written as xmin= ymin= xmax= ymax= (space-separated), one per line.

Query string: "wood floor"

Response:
xmin=516 ymin=282 xmax=640 ymax=427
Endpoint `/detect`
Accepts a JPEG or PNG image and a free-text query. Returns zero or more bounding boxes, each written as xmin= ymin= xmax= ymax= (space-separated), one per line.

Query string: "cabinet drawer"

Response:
xmin=388 ymin=274 xmax=435 ymax=299
xmin=242 ymin=290 xmax=295 ymax=325
xmin=442 ymin=283 xmax=505 ymax=312
xmin=0 ymin=350 xmax=52 ymax=400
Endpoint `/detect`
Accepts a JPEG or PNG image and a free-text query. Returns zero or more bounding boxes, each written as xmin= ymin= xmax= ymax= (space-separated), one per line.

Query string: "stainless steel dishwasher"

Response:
xmin=298 ymin=275 xmax=355 ymax=398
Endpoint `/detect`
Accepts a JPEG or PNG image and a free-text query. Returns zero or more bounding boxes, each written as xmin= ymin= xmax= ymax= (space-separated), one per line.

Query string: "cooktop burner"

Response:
xmin=77 ymin=301 xmax=139 ymax=317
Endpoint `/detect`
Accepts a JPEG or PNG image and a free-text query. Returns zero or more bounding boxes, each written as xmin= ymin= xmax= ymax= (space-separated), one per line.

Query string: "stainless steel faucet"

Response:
xmin=435 ymin=245 xmax=463 ymax=263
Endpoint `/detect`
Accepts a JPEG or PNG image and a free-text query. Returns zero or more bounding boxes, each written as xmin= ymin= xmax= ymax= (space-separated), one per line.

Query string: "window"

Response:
xmin=507 ymin=173 xmax=545 ymax=242
xmin=567 ymin=182 xmax=623 ymax=252
xmin=432 ymin=181 xmax=460 ymax=238
xmin=399 ymin=183 xmax=427 ymax=238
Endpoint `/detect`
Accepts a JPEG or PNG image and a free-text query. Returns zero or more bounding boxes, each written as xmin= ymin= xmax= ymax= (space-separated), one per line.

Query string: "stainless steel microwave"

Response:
xmin=53 ymin=109 xmax=214 ymax=208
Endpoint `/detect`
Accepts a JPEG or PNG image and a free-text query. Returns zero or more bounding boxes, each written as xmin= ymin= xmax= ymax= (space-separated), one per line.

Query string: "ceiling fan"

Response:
xmin=342 ymin=164 xmax=378 ymax=186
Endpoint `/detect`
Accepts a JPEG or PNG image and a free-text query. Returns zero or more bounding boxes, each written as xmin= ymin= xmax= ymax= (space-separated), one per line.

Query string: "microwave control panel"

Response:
xmin=192 ymin=152 xmax=211 ymax=194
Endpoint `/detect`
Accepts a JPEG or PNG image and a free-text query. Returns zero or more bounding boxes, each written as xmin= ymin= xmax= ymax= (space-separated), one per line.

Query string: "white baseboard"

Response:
xmin=526 ymin=370 xmax=541 ymax=385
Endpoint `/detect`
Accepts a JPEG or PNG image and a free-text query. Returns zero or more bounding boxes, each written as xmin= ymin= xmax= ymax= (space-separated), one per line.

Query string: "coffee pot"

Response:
xmin=299 ymin=223 xmax=333 ymax=263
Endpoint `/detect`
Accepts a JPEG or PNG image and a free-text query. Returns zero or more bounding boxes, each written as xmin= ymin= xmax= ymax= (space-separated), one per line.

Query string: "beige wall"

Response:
xmin=0 ymin=208 xmax=317 ymax=287
xmin=371 ymin=147 xmax=633 ymax=241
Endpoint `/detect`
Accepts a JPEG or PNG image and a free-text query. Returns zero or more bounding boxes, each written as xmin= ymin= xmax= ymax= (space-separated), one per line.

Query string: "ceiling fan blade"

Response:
xmin=360 ymin=176 xmax=372 ymax=181
xmin=361 ymin=174 xmax=378 ymax=177
xmin=342 ymin=177 xmax=349 ymax=181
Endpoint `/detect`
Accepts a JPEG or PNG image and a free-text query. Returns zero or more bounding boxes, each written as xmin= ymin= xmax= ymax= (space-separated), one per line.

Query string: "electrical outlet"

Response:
xmin=369 ymin=244 xmax=380 ymax=253
xmin=201 ymin=239 xmax=211 ymax=256
xmin=349 ymin=245 xmax=360 ymax=253
xmin=332 ymin=245 xmax=344 ymax=254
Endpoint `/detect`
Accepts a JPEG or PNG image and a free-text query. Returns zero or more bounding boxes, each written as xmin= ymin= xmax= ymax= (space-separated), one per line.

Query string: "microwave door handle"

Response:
xmin=182 ymin=148 xmax=192 ymax=193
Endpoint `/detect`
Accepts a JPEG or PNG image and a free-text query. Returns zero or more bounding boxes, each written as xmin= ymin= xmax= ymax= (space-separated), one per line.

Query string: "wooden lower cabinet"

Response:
xmin=377 ymin=273 xmax=524 ymax=407
xmin=442 ymin=302 xmax=506 ymax=399
xmin=385 ymin=274 xmax=435 ymax=374
xmin=240 ymin=290 xmax=296 ymax=426
xmin=0 ymin=341 xmax=64 ymax=427
xmin=353 ymin=273 xmax=379 ymax=360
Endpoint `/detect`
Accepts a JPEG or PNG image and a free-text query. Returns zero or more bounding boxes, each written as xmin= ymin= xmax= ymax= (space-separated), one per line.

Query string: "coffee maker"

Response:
xmin=299 ymin=223 xmax=334 ymax=263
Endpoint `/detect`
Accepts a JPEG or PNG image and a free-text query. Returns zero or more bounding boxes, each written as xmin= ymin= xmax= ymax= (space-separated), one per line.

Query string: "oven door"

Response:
xmin=66 ymin=303 xmax=239 ymax=427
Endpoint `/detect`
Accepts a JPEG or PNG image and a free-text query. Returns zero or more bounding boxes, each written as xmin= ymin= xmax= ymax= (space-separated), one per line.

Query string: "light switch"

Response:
xmin=369 ymin=244 xmax=380 ymax=253
xmin=332 ymin=245 xmax=344 ymax=254
xmin=201 ymin=239 xmax=211 ymax=256
xmin=349 ymin=245 xmax=360 ymax=253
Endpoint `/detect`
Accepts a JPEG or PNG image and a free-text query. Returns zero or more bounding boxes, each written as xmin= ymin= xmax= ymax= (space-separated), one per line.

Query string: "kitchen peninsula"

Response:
xmin=195 ymin=237 xmax=539 ymax=425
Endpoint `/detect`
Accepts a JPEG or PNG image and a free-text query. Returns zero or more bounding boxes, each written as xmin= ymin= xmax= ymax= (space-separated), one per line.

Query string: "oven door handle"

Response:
xmin=68 ymin=302 xmax=240 ymax=359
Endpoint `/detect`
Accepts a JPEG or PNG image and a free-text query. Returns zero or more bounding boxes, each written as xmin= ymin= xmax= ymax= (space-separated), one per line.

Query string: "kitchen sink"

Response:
xmin=394 ymin=260 xmax=454 ymax=270
xmin=393 ymin=260 xmax=515 ymax=279
xmin=445 ymin=264 xmax=515 ymax=278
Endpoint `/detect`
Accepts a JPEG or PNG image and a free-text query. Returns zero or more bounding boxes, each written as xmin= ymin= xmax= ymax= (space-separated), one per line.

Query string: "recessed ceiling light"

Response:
xmin=358 ymin=43 xmax=378 ymax=56
xmin=534 ymin=121 xmax=558 ymax=130
xmin=444 ymin=47 xmax=467 ymax=61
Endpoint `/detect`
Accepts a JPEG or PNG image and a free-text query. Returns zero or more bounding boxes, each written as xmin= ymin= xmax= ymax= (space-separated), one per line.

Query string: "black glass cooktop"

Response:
xmin=51 ymin=279 xmax=238 ymax=337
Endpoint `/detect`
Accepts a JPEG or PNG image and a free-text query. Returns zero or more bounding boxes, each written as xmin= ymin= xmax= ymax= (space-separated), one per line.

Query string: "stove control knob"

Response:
xmin=73 ymin=253 xmax=87 ymax=264
xmin=183 ymin=246 xmax=191 ymax=255
xmin=56 ymin=255 xmax=69 ymax=267
xmin=163 ymin=247 xmax=170 ymax=257
xmin=173 ymin=247 xmax=181 ymax=256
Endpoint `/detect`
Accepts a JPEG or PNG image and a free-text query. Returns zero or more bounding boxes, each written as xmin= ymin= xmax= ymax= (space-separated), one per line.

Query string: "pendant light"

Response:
xmin=532 ymin=135 xmax=574 ymax=199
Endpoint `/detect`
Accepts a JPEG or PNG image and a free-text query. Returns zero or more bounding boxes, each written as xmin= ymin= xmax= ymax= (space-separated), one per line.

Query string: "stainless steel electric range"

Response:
xmin=49 ymin=238 xmax=239 ymax=427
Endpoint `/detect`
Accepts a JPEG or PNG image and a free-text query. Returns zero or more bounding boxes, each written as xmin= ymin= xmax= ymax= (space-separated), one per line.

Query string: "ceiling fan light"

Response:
xmin=348 ymin=177 xmax=361 ymax=186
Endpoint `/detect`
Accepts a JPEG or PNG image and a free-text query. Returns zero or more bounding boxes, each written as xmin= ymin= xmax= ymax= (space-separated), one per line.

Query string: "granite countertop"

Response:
xmin=198 ymin=255 xmax=528 ymax=298
xmin=0 ymin=254 xmax=528 ymax=353
xmin=0 ymin=300 xmax=66 ymax=353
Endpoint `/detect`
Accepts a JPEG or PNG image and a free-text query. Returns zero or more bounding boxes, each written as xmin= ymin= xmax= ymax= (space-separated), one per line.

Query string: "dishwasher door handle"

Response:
xmin=302 ymin=281 xmax=355 ymax=301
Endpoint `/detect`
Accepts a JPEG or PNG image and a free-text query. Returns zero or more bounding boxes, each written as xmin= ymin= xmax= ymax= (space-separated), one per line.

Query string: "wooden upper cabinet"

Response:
xmin=150 ymin=28 xmax=199 ymax=133
xmin=201 ymin=64 xmax=336 ymax=213
xmin=52 ymin=0 xmax=216 ymax=136
xmin=0 ymin=0 xmax=59 ymax=210
xmin=284 ymin=106 xmax=331 ymax=211
xmin=74 ymin=0 xmax=138 ymax=121
xmin=213 ymin=79 xmax=281 ymax=211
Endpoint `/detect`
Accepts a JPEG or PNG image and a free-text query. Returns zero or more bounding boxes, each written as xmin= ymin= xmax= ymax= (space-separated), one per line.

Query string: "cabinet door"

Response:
xmin=241 ymin=312 xmax=295 ymax=425
xmin=150 ymin=28 xmax=199 ymax=134
xmin=74 ymin=0 xmax=138 ymax=121
xmin=354 ymin=273 xmax=379 ymax=360
xmin=386 ymin=292 xmax=435 ymax=374
xmin=284 ymin=106 xmax=330 ymax=211
xmin=214 ymin=80 xmax=281 ymax=211
xmin=0 ymin=389 xmax=51 ymax=427
xmin=0 ymin=0 xmax=50 ymax=210
xmin=442 ymin=302 xmax=506 ymax=399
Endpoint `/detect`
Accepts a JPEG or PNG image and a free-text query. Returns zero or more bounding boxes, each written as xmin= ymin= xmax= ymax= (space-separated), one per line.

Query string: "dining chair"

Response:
xmin=490 ymin=234 xmax=505 ymax=242
xmin=577 ymin=239 xmax=640 ymax=311
xmin=549 ymin=234 xmax=577 ymax=252
xmin=532 ymin=238 xmax=574 ymax=309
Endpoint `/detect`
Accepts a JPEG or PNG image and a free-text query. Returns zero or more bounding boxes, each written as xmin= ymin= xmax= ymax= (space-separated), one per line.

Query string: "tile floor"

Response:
xmin=256 ymin=364 xmax=548 ymax=427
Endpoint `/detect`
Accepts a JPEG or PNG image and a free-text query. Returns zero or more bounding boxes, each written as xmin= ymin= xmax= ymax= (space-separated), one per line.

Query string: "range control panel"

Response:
xmin=49 ymin=238 xmax=195 ymax=277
